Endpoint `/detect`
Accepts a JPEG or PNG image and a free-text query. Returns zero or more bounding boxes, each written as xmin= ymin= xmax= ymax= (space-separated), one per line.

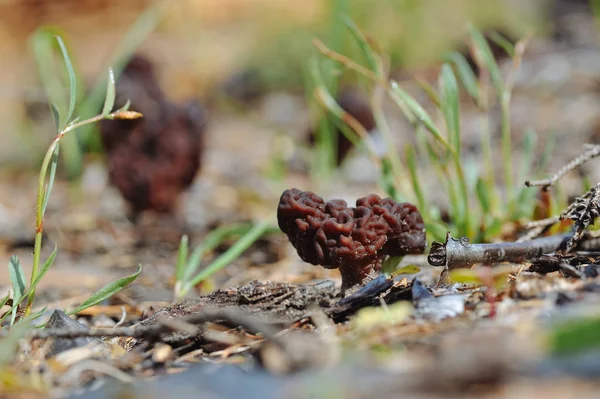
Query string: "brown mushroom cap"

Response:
xmin=277 ymin=188 xmax=426 ymax=292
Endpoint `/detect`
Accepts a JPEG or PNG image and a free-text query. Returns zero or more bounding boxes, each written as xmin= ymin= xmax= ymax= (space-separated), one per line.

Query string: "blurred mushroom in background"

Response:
xmin=99 ymin=55 xmax=207 ymax=229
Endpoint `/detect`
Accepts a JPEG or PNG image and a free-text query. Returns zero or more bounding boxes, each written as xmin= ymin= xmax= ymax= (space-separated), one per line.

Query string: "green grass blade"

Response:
xmin=41 ymin=144 xmax=60 ymax=215
xmin=415 ymin=78 xmax=441 ymax=108
xmin=479 ymin=115 xmax=496 ymax=201
xmin=67 ymin=265 xmax=142 ymax=316
xmin=513 ymin=129 xmax=539 ymax=218
xmin=307 ymin=57 xmax=338 ymax=175
xmin=101 ymin=68 xmax=116 ymax=117
xmin=425 ymin=221 xmax=450 ymax=243
xmin=26 ymin=307 xmax=48 ymax=325
xmin=535 ymin=131 xmax=556 ymax=176
xmin=30 ymin=28 xmax=82 ymax=177
xmin=326 ymin=0 xmax=347 ymax=92
xmin=371 ymin=85 xmax=410 ymax=195
xmin=439 ymin=64 xmax=470 ymax=236
xmin=20 ymin=244 xmax=58 ymax=317
xmin=183 ymin=221 xmax=271 ymax=295
xmin=31 ymin=28 xmax=66 ymax=128
xmin=389 ymin=81 xmax=453 ymax=153
xmin=405 ymin=144 xmax=425 ymax=212
xmin=183 ymin=224 xmax=254 ymax=283
xmin=50 ymin=104 xmax=60 ymax=132
xmin=444 ymin=51 xmax=480 ymax=104
xmin=487 ymin=31 xmax=515 ymax=58
xmin=30 ymin=244 xmax=57 ymax=290
xmin=517 ymin=128 xmax=537 ymax=188
xmin=55 ymin=35 xmax=77 ymax=125
xmin=117 ymin=99 xmax=131 ymax=113
xmin=379 ymin=158 xmax=400 ymax=201
xmin=8 ymin=256 xmax=26 ymax=326
xmin=314 ymin=87 xmax=367 ymax=148
xmin=468 ymin=25 xmax=504 ymax=94
xmin=475 ymin=177 xmax=491 ymax=214
xmin=0 ymin=294 xmax=10 ymax=311
xmin=341 ymin=15 xmax=377 ymax=71
xmin=439 ymin=64 xmax=461 ymax=152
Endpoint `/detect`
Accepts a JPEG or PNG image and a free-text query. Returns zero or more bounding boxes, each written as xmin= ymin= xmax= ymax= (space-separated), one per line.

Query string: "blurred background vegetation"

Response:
xmin=0 ymin=0 xmax=544 ymax=171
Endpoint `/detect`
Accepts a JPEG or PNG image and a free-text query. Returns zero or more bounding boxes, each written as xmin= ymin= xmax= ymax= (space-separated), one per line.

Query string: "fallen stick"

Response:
xmin=428 ymin=232 xmax=573 ymax=271
xmin=428 ymin=231 xmax=600 ymax=281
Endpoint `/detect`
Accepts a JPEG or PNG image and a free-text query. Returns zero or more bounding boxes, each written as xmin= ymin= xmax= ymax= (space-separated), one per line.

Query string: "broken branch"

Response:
xmin=525 ymin=144 xmax=600 ymax=189
xmin=428 ymin=232 xmax=573 ymax=271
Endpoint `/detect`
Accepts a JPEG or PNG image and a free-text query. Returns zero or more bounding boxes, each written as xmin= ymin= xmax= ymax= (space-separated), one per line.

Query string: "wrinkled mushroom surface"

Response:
xmin=277 ymin=188 xmax=426 ymax=293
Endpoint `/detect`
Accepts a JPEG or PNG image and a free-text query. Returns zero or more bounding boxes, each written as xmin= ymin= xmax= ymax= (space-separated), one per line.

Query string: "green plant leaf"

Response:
xmin=30 ymin=28 xmax=82 ymax=177
xmin=475 ymin=177 xmax=491 ymax=214
xmin=55 ymin=35 xmax=77 ymax=125
xmin=514 ymin=129 xmax=539 ymax=218
xmin=8 ymin=256 xmax=26 ymax=326
xmin=425 ymin=221 xmax=449 ymax=243
xmin=341 ymin=15 xmax=377 ymax=72
xmin=389 ymin=81 xmax=452 ymax=153
xmin=50 ymin=104 xmax=60 ymax=132
xmin=468 ymin=25 xmax=504 ymax=94
xmin=448 ymin=269 xmax=482 ymax=285
xmin=391 ymin=264 xmax=421 ymax=277
xmin=444 ymin=51 xmax=480 ymax=104
xmin=31 ymin=28 xmax=66 ymax=128
xmin=518 ymin=128 xmax=537 ymax=183
xmin=378 ymin=157 xmax=399 ymax=201
xmin=415 ymin=78 xmax=441 ymax=108
xmin=307 ymin=58 xmax=339 ymax=175
xmin=487 ymin=31 xmax=515 ymax=58
xmin=117 ymin=99 xmax=131 ymax=113
xmin=30 ymin=244 xmax=58 ymax=290
xmin=0 ymin=294 xmax=10 ymax=311
xmin=41 ymin=144 xmax=60 ymax=216
xmin=381 ymin=256 xmax=403 ymax=275
xmin=439 ymin=64 xmax=461 ymax=152
xmin=101 ymin=67 xmax=116 ymax=117
xmin=405 ymin=144 xmax=425 ymax=212
xmin=182 ymin=221 xmax=271 ymax=296
xmin=182 ymin=224 xmax=253 ymax=284
xmin=7 ymin=244 xmax=59 ymax=323
xmin=313 ymin=86 xmax=365 ymax=150
xmin=67 ymin=265 xmax=142 ymax=316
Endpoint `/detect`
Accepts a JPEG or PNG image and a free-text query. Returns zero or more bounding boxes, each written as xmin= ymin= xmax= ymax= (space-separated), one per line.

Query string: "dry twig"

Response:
xmin=525 ymin=144 xmax=600 ymax=189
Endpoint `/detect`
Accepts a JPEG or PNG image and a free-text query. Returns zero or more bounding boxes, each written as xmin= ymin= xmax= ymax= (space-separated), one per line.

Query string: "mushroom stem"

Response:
xmin=339 ymin=261 xmax=377 ymax=295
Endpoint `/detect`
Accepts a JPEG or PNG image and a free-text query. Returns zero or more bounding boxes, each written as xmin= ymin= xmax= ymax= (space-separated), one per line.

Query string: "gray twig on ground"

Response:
xmin=525 ymin=144 xmax=600 ymax=189
xmin=428 ymin=232 xmax=573 ymax=271
xmin=428 ymin=230 xmax=600 ymax=285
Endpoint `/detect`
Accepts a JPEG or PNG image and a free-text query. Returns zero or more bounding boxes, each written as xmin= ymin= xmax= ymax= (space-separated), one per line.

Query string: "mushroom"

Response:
xmin=99 ymin=55 xmax=207 ymax=224
xmin=277 ymin=188 xmax=426 ymax=294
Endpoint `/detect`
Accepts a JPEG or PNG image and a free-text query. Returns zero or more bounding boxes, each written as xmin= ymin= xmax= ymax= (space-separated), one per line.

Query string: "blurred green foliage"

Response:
xmin=250 ymin=0 xmax=540 ymax=88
